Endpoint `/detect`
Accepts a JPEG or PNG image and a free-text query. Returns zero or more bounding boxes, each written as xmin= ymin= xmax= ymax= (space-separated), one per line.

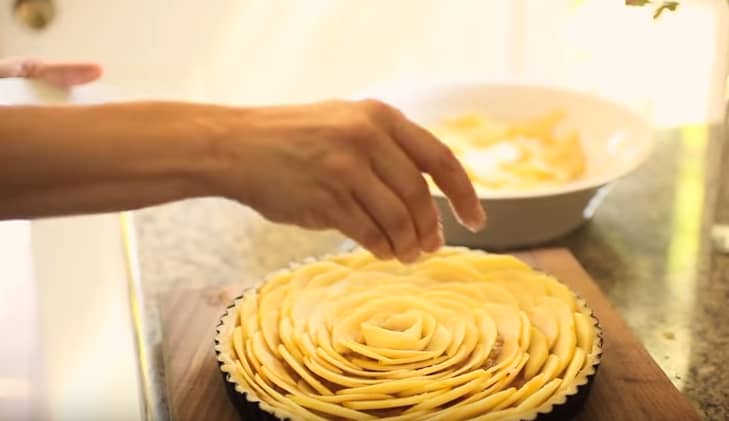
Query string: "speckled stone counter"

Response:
xmin=129 ymin=125 xmax=727 ymax=420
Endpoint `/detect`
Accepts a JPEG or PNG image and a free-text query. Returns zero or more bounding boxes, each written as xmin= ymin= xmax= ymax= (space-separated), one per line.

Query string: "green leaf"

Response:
xmin=626 ymin=0 xmax=651 ymax=6
xmin=626 ymin=0 xmax=728 ymax=18
xmin=653 ymin=1 xmax=680 ymax=18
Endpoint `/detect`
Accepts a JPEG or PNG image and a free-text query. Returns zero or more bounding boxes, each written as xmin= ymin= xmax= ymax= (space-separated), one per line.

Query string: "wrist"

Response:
xmin=188 ymin=104 xmax=256 ymax=201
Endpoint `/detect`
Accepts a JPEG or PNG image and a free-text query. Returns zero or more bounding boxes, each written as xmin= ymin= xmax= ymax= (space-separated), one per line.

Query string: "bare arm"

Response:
xmin=0 ymin=99 xmax=486 ymax=262
xmin=0 ymin=57 xmax=485 ymax=262
xmin=0 ymin=101 xmax=231 ymax=218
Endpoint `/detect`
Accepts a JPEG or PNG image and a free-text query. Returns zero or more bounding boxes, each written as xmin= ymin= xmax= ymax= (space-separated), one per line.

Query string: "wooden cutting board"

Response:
xmin=159 ymin=248 xmax=700 ymax=421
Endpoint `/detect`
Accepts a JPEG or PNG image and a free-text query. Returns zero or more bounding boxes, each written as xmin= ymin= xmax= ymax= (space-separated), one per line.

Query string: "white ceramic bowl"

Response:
xmin=368 ymin=82 xmax=653 ymax=250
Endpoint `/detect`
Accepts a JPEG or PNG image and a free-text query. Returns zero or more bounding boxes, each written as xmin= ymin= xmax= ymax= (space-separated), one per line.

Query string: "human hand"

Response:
xmin=0 ymin=57 xmax=102 ymax=87
xmin=215 ymin=100 xmax=485 ymax=262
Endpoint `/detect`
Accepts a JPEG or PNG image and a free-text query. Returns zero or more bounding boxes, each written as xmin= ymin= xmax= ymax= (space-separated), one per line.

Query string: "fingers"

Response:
xmin=331 ymin=196 xmax=394 ymax=260
xmin=0 ymin=58 xmax=25 ymax=78
xmin=389 ymin=113 xmax=485 ymax=231
xmin=369 ymin=140 xmax=443 ymax=253
xmin=353 ymin=174 xmax=421 ymax=263
xmin=238 ymin=98 xmax=479 ymax=264
xmin=30 ymin=61 xmax=103 ymax=87
xmin=0 ymin=57 xmax=102 ymax=87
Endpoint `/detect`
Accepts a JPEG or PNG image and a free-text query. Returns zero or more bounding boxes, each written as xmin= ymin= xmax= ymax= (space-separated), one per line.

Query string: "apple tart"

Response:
xmin=215 ymin=247 xmax=602 ymax=421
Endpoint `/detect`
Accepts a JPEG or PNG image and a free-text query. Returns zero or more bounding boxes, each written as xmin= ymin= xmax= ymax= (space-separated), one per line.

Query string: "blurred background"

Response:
xmin=1 ymin=0 xmax=727 ymax=420
xmin=3 ymin=0 xmax=727 ymax=124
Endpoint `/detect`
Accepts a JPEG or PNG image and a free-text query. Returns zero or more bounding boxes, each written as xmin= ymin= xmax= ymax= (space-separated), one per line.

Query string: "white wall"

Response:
xmin=0 ymin=0 xmax=516 ymax=103
xmin=1 ymin=0 xmax=726 ymax=124
xmin=518 ymin=0 xmax=729 ymax=126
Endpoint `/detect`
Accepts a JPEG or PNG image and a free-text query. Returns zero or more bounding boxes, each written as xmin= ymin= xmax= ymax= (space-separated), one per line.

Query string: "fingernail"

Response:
xmin=466 ymin=207 xmax=487 ymax=232
xmin=465 ymin=219 xmax=485 ymax=233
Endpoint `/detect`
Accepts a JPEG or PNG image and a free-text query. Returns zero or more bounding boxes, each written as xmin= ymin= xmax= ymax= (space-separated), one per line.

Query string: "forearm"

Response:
xmin=0 ymin=101 xmax=235 ymax=219
xmin=0 ymin=97 xmax=484 ymax=261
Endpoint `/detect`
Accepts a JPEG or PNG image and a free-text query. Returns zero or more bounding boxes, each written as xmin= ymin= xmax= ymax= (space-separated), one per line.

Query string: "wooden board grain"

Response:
xmin=159 ymin=248 xmax=700 ymax=421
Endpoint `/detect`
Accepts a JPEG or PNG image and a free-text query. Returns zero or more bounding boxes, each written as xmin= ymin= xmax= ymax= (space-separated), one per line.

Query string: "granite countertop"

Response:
xmin=129 ymin=124 xmax=728 ymax=421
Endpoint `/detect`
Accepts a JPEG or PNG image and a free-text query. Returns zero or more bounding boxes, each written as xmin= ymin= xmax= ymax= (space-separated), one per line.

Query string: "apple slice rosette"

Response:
xmin=215 ymin=247 xmax=602 ymax=421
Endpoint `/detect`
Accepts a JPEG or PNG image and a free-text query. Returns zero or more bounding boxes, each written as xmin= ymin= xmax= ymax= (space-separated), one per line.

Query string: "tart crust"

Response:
xmin=215 ymin=247 xmax=602 ymax=421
